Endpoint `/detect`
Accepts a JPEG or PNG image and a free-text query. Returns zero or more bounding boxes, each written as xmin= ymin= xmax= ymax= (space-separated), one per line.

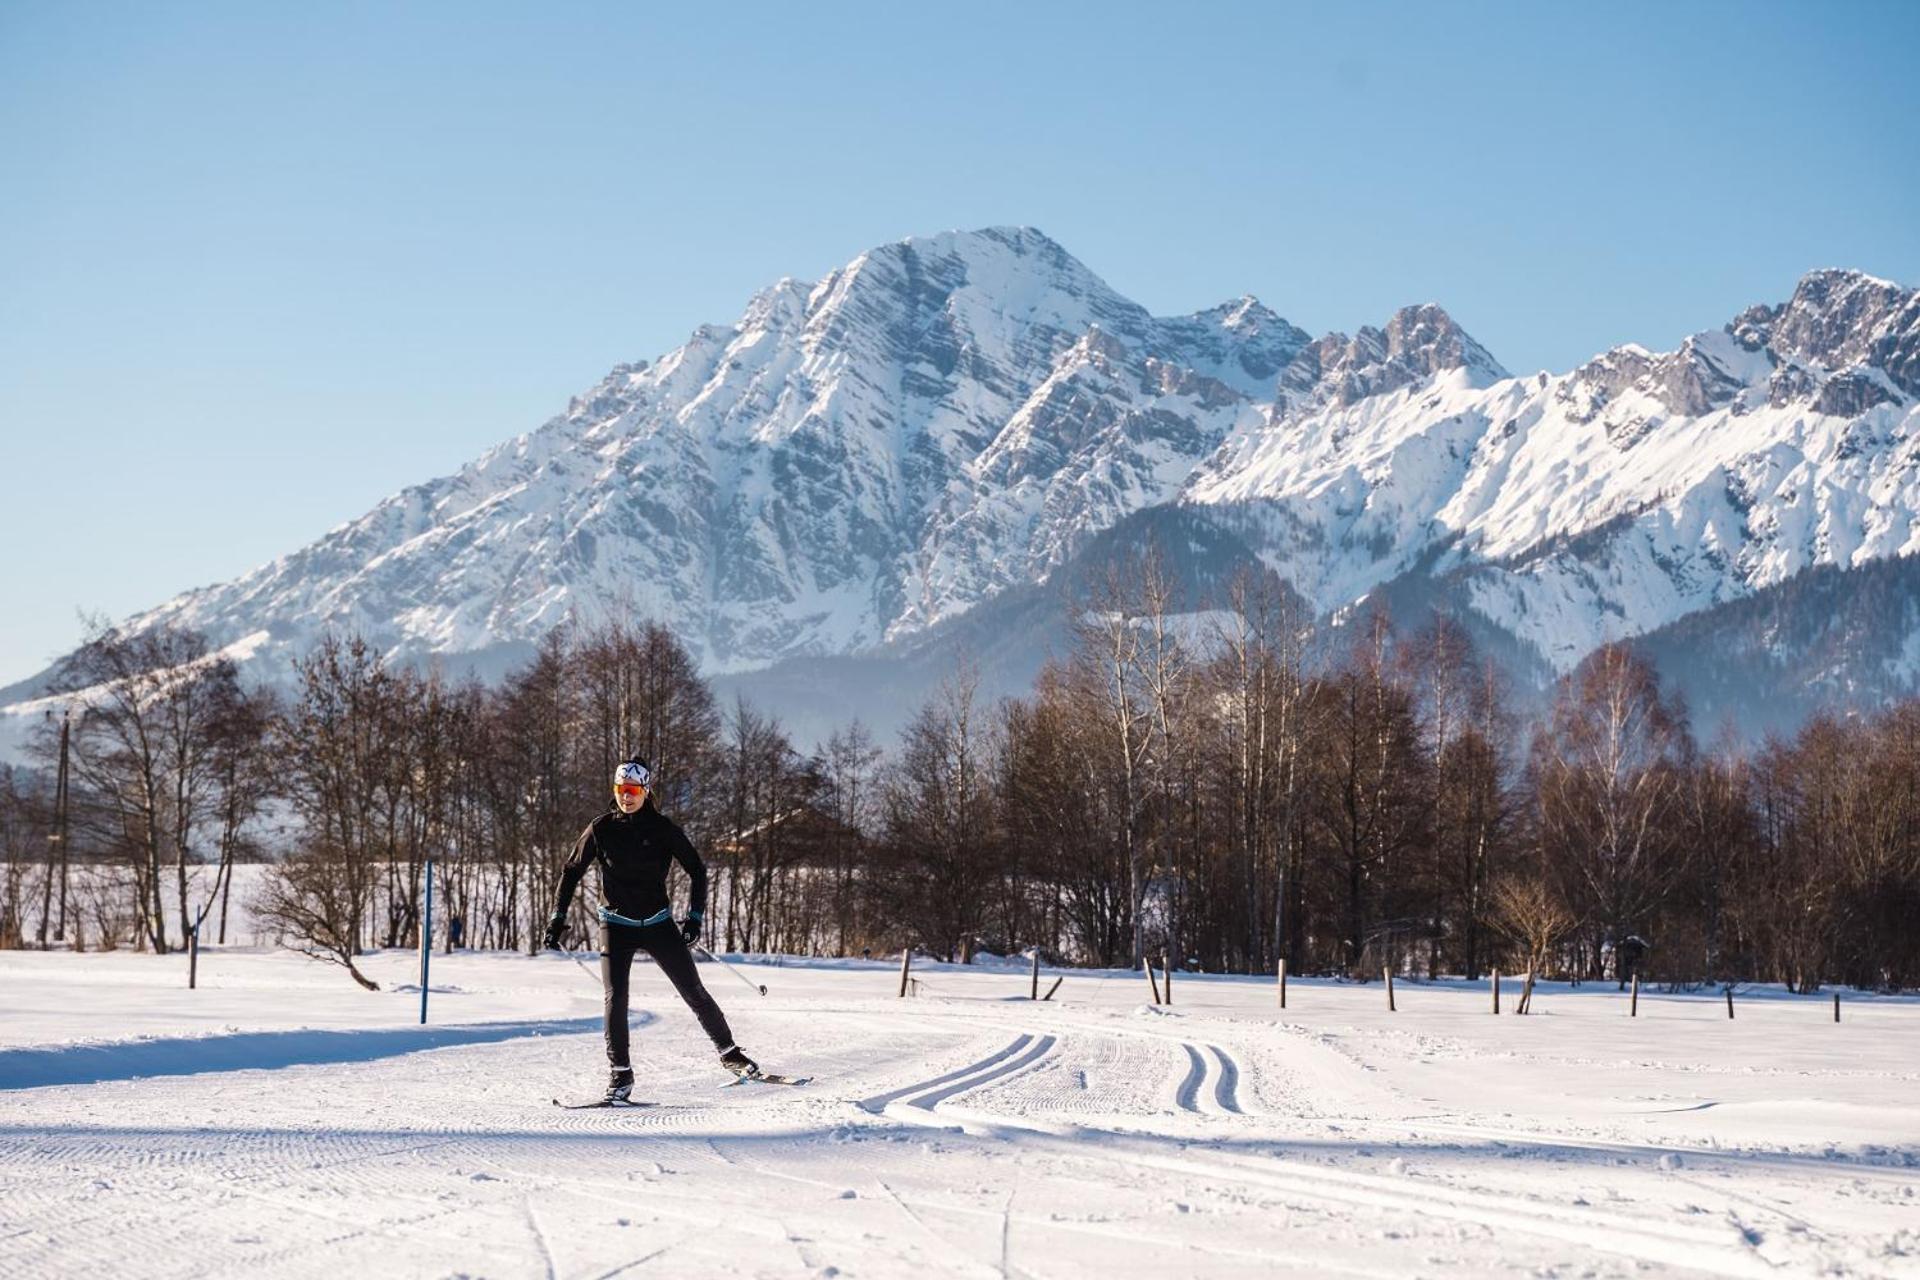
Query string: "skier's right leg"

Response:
xmin=600 ymin=927 xmax=641 ymax=1073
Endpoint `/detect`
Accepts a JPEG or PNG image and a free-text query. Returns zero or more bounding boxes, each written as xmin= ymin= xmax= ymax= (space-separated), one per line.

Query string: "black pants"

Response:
xmin=600 ymin=921 xmax=733 ymax=1068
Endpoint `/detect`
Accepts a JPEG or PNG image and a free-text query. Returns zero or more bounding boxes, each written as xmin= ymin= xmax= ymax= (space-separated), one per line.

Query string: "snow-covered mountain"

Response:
xmin=1185 ymin=267 xmax=1920 ymax=671
xmin=6 ymin=228 xmax=1918 ymax=741
xmin=76 ymin=228 xmax=1298 ymax=678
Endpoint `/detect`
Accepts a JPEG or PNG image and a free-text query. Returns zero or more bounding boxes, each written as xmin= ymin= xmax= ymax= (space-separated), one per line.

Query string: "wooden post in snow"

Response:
xmin=1834 ymin=991 xmax=1841 ymax=1023
xmin=1725 ymin=986 xmax=1735 ymax=1020
xmin=1143 ymin=956 xmax=1162 ymax=1005
xmin=1491 ymin=969 xmax=1500 ymax=1015
xmin=1042 ymin=976 xmax=1063 ymax=1002
xmin=1030 ymin=949 xmax=1040 ymax=1000
xmin=1385 ymin=965 xmax=1396 ymax=1012
xmin=1162 ymin=954 xmax=1172 ymax=1006
xmin=1630 ymin=972 xmax=1639 ymax=1017
xmin=898 ymin=948 xmax=912 ymax=998
xmin=1278 ymin=958 xmax=1288 ymax=1010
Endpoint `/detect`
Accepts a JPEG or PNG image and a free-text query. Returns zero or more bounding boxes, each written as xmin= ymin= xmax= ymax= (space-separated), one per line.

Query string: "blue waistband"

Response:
xmin=599 ymin=905 xmax=672 ymax=929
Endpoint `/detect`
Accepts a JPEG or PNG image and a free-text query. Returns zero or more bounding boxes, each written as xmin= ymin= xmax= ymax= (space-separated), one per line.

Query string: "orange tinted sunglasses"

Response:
xmin=613 ymin=782 xmax=649 ymax=797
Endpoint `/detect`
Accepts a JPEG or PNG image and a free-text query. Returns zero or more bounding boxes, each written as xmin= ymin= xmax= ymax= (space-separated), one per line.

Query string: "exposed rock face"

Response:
xmin=5 ymin=235 xmax=1916 ymax=744
xmin=1277 ymin=304 xmax=1507 ymax=413
xmin=1150 ymin=297 xmax=1312 ymax=397
xmin=1766 ymin=269 xmax=1920 ymax=395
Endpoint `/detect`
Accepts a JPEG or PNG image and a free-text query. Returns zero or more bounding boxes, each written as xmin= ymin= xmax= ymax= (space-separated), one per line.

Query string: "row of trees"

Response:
xmin=0 ymin=626 xmax=267 ymax=956
xmin=4 ymin=562 xmax=1919 ymax=991
xmin=0 ymin=618 xmax=883 ymax=986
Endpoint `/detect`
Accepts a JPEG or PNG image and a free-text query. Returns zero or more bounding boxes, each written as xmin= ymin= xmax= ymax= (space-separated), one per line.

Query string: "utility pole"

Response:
xmin=54 ymin=710 xmax=70 ymax=942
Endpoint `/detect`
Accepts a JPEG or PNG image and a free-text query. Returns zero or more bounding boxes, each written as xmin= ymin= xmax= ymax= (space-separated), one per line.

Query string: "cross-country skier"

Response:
xmin=543 ymin=757 xmax=759 ymax=1103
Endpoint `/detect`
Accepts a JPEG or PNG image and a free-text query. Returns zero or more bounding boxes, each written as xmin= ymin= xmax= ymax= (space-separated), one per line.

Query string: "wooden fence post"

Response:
xmin=1725 ymin=986 xmax=1735 ymax=1020
xmin=1030 ymin=949 xmax=1040 ymax=1001
xmin=1143 ymin=956 xmax=1162 ymax=1005
xmin=1162 ymin=954 xmax=1172 ymax=1006
xmin=1278 ymin=958 xmax=1288 ymax=1010
xmin=1630 ymin=972 xmax=1639 ymax=1017
xmin=1384 ymin=965 xmax=1396 ymax=1012
xmin=1041 ymin=976 xmax=1063 ymax=1001
xmin=898 ymin=948 xmax=912 ymax=998
xmin=1491 ymin=969 xmax=1500 ymax=1015
xmin=1834 ymin=991 xmax=1841 ymax=1023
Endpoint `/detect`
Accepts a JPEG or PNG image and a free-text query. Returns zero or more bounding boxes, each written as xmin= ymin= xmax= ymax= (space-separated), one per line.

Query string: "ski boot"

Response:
xmin=719 ymin=1045 xmax=761 ymax=1080
xmin=604 ymin=1066 xmax=636 ymax=1103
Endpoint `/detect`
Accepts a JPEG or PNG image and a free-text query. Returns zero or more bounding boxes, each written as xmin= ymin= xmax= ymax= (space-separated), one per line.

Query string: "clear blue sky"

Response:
xmin=2 ymin=0 xmax=1917 ymax=687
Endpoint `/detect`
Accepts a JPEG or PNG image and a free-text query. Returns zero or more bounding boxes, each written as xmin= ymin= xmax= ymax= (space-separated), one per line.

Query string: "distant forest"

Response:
xmin=3 ymin=554 xmax=1917 ymax=993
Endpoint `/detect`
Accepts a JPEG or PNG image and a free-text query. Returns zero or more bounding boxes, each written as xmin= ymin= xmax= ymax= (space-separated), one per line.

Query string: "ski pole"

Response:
xmin=562 ymin=941 xmax=602 ymax=989
xmin=696 ymin=943 xmax=769 ymax=996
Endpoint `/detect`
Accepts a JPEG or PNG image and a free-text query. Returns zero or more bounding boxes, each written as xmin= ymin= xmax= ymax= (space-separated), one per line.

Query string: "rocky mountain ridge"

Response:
xmin=5 ymin=228 xmax=1916 ymax=743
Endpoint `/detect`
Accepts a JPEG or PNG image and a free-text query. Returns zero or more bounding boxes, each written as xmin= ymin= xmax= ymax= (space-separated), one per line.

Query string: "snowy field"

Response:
xmin=3 ymin=948 xmax=1917 ymax=1279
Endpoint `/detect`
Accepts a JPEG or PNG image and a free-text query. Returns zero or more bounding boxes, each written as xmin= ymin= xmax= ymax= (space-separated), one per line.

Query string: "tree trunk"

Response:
xmin=345 ymin=957 xmax=381 ymax=991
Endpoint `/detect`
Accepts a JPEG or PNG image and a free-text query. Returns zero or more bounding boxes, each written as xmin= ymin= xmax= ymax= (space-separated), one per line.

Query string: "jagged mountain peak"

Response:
xmin=794 ymin=225 xmax=1153 ymax=396
xmin=1182 ymin=294 xmax=1282 ymax=331
xmin=1276 ymin=301 xmax=1506 ymax=412
xmin=1383 ymin=303 xmax=1507 ymax=380
xmin=1561 ymin=326 xmax=1770 ymax=425
xmin=1150 ymin=295 xmax=1312 ymax=399
xmin=1221 ymin=293 xmax=1269 ymax=323
xmin=834 ymin=225 xmax=1140 ymax=318
xmin=1729 ymin=267 xmax=1917 ymax=394
xmin=1787 ymin=265 xmax=1908 ymax=313
xmin=1552 ymin=269 xmax=1916 ymax=430
xmin=886 ymin=223 xmax=1073 ymax=259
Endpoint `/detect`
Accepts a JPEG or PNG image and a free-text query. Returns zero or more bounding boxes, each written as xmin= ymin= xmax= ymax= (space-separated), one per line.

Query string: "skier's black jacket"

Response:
xmin=550 ymin=804 xmax=708 ymax=923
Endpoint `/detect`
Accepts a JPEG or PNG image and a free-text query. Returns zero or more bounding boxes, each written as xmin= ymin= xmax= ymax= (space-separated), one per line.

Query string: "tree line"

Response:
xmin=3 ymin=562 xmax=1918 ymax=992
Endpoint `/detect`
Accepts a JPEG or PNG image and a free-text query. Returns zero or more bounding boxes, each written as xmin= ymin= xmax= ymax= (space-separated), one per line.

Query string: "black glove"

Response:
xmin=679 ymin=912 xmax=703 ymax=948
xmin=542 ymin=913 xmax=567 ymax=951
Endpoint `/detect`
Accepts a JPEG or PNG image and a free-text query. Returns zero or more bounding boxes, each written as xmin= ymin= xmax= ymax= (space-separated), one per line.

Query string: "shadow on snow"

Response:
xmin=0 ymin=1016 xmax=609 ymax=1090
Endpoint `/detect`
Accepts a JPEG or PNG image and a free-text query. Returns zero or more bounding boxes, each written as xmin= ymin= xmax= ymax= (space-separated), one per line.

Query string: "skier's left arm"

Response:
xmin=668 ymin=821 xmax=708 ymax=945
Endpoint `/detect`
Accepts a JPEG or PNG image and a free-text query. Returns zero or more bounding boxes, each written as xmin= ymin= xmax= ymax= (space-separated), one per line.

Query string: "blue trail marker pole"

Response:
xmin=420 ymin=859 xmax=434 ymax=1025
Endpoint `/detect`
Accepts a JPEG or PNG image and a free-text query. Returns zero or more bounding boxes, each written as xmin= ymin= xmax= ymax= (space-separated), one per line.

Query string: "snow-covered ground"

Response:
xmin=3 ymin=948 xmax=1917 ymax=1278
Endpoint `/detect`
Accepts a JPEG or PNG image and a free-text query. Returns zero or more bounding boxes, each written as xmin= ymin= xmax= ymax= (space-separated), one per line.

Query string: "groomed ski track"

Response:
xmin=3 ymin=950 xmax=1917 ymax=1278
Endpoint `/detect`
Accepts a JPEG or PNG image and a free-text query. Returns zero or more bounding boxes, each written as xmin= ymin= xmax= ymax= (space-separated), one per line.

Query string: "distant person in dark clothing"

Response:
xmin=1616 ymin=935 xmax=1650 ymax=989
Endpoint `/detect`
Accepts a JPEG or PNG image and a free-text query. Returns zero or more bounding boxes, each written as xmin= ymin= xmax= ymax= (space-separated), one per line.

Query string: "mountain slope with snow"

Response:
xmin=1182 ymin=269 xmax=1920 ymax=669
xmin=73 ymin=228 xmax=1295 ymax=685
xmin=6 ymin=230 xmax=1918 ymax=740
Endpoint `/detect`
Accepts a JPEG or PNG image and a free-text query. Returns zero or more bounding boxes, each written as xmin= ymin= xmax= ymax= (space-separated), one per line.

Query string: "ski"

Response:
xmin=552 ymin=1096 xmax=658 ymax=1109
xmin=721 ymin=1072 xmax=812 ymax=1088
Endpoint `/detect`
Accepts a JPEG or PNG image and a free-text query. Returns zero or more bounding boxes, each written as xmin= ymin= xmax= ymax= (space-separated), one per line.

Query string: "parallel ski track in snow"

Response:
xmin=866 ymin=1045 xmax=1778 ymax=1278
xmin=782 ymin=1000 xmax=1255 ymax=1121
xmin=791 ymin=1004 xmax=1815 ymax=1278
